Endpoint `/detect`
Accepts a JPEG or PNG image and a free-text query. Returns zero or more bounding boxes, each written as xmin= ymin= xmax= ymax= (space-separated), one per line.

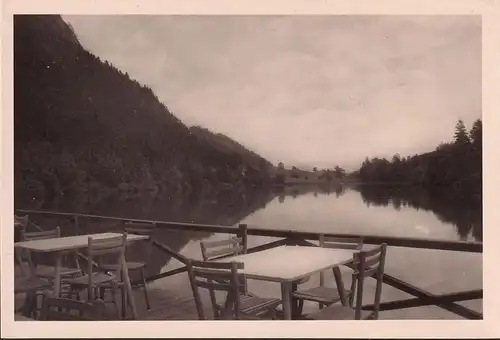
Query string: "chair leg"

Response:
xmin=121 ymin=285 xmax=128 ymax=319
xmin=21 ymin=291 xmax=37 ymax=318
xmin=332 ymin=267 xmax=349 ymax=306
xmin=111 ymin=283 xmax=121 ymax=320
xmin=140 ymin=268 xmax=151 ymax=310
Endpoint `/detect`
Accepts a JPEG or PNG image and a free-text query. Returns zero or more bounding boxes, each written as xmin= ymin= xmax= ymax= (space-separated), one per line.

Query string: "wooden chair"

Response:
xmin=305 ymin=243 xmax=387 ymax=320
xmin=98 ymin=222 xmax=155 ymax=310
xmin=14 ymin=215 xmax=29 ymax=229
xmin=200 ymin=232 xmax=281 ymax=318
xmin=14 ymin=276 xmax=53 ymax=319
xmin=67 ymin=233 xmax=127 ymax=318
xmin=187 ymin=259 xmax=281 ymax=320
xmin=14 ymin=215 xmax=29 ymax=274
xmin=292 ymin=235 xmax=364 ymax=315
xmin=39 ymin=293 xmax=106 ymax=321
xmin=17 ymin=227 xmax=82 ymax=296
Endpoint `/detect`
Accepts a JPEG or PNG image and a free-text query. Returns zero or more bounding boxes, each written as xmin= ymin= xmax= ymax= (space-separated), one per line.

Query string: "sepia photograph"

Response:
xmin=2 ymin=0 xmax=499 ymax=338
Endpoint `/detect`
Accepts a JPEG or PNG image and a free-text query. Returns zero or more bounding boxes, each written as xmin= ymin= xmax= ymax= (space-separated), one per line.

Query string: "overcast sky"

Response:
xmin=63 ymin=15 xmax=481 ymax=170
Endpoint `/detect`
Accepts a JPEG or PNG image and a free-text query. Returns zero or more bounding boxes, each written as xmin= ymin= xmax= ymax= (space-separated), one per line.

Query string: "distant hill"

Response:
xmin=14 ymin=15 xmax=272 ymax=207
xmin=189 ymin=126 xmax=273 ymax=171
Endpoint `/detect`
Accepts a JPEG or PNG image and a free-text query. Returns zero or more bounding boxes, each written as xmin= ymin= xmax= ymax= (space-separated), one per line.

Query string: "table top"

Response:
xmin=14 ymin=232 xmax=148 ymax=252
xmin=215 ymin=245 xmax=356 ymax=282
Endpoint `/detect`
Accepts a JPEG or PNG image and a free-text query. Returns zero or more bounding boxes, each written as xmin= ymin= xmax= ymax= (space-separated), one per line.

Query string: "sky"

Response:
xmin=63 ymin=15 xmax=481 ymax=171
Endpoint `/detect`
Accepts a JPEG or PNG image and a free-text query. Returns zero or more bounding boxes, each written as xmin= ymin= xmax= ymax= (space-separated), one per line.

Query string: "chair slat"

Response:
xmin=361 ymin=265 xmax=379 ymax=278
xmin=15 ymin=215 xmax=29 ymax=227
xmin=22 ymin=227 xmax=60 ymax=241
xmin=125 ymin=228 xmax=155 ymax=235
xmin=190 ymin=259 xmax=244 ymax=270
xmin=124 ymin=221 xmax=156 ymax=235
xmin=203 ymin=237 xmax=242 ymax=248
xmin=195 ymin=280 xmax=236 ymax=292
xmin=364 ymin=253 xmax=382 ymax=267
xmin=205 ymin=245 xmax=244 ymax=259
xmin=356 ymin=244 xmax=383 ymax=258
xmin=193 ymin=268 xmax=232 ymax=281
xmin=322 ymin=242 xmax=362 ymax=250
xmin=321 ymin=235 xmax=363 ymax=250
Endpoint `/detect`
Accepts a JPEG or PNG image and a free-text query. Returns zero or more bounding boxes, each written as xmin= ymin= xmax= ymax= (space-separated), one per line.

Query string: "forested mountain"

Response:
xmin=355 ymin=119 xmax=482 ymax=196
xmin=189 ymin=126 xmax=273 ymax=172
xmin=14 ymin=15 xmax=272 ymax=208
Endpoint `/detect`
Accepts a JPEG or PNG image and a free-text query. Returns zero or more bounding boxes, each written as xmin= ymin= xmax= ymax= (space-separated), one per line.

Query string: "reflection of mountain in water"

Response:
xmin=353 ymin=184 xmax=482 ymax=242
xmin=26 ymin=186 xmax=276 ymax=279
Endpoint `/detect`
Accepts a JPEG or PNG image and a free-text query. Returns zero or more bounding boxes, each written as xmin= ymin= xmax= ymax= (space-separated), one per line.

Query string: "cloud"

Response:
xmin=63 ymin=15 xmax=481 ymax=170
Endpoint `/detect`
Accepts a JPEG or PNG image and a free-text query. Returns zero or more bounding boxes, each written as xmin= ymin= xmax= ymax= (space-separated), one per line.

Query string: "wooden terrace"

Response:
xmin=13 ymin=209 xmax=483 ymax=321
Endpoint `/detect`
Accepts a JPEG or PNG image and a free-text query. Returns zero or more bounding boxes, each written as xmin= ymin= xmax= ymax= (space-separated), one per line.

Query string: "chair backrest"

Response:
xmin=86 ymin=233 xmax=127 ymax=299
xmin=200 ymin=237 xmax=245 ymax=261
xmin=186 ymin=259 xmax=245 ymax=320
xmin=200 ymin=224 xmax=248 ymax=261
xmin=318 ymin=234 xmax=364 ymax=286
xmin=319 ymin=235 xmax=364 ymax=250
xmin=21 ymin=227 xmax=60 ymax=242
xmin=15 ymin=215 xmax=29 ymax=228
xmin=124 ymin=221 xmax=156 ymax=259
xmin=350 ymin=243 xmax=387 ymax=320
xmin=40 ymin=293 xmax=106 ymax=321
xmin=19 ymin=227 xmax=61 ymax=267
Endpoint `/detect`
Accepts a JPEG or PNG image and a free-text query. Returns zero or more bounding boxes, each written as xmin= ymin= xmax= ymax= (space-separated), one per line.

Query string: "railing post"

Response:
xmin=238 ymin=224 xmax=248 ymax=254
xmin=319 ymin=234 xmax=325 ymax=286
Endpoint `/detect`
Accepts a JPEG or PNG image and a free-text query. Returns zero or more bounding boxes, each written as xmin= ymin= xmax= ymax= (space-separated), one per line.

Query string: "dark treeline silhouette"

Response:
xmin=355 ymin=184 xmax=482 ymax=242
xmin=14 ymin=15 xmax=272 ymax=209
xmin=356 ymin=119 xmax=482 ymax=197
xmin=273 ymin=183 xmax=347 ymax=201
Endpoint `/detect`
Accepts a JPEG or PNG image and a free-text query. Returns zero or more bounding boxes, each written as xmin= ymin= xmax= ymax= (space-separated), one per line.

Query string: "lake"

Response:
xmin=18 ymin=183 xmax=483 ymax=319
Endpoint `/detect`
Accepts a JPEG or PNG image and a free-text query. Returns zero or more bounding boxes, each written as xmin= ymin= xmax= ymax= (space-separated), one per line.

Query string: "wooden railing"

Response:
xmin=15 ymin=209 xmax=483 ymax=320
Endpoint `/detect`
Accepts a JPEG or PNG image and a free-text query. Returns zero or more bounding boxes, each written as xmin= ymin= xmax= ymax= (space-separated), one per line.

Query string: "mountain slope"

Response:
xmin=14 ymin=15 xmax=272 ymax=207
xmin=189 ymin=126 xmax=273 ymax=171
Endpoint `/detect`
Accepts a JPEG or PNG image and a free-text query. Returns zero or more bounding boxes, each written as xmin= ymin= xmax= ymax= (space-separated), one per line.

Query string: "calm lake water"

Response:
xmin=21 ymin=184 xmax=483 ymax=319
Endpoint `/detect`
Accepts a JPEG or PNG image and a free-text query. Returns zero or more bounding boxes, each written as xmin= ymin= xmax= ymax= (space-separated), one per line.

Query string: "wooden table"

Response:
xmin=216 ymin=245 xmax=356 ymax=320
xmin=14 ymin=232 xmax=148 ymax=319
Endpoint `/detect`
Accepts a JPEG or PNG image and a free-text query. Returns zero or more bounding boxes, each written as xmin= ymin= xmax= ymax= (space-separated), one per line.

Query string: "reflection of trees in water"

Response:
xmin=354 ymin=184 xmax=482 ymax=242
xmin=25 ymin=185 xmax=277 ymax=279
xmin=273 ymin=183 xmax=347 ymax=202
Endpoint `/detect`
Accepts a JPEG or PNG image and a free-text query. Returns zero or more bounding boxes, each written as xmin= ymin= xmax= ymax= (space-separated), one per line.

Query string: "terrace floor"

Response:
xmin=14 ymin=264 xmax=483 ymax=321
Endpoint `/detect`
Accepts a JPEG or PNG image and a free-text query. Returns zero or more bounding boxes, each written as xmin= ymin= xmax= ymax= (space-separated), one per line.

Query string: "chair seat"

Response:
xmin=15 ymin=277 xmax=52 ymax=294
xmin=240 ymin=296 xmax=282 ymax=314
xmin=306 ymin=304 xmax=373 ymax=320
xmin=99 ymin=261 xmax=145 ymax=271
xmin=67 ymin=272 xmax=115 ymax=286
xmin=292 ymin=286 xmax=350 ymax=304
xmin=35 ymin=265 xmax=82 ymax=278
xmin=216 ymin=293 xmax=281 ymax=317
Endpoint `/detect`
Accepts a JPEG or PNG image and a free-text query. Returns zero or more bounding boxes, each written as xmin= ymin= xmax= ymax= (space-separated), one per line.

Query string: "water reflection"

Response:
xmin=245 ymin=184 xmax=482 ymax=243
xmin=353 ymin=184 xmax=482 ymax=242
xmin=20 ymin=185 xmax=277 ymax=280
xmin=18 ymin=182 xmax=482 ymax=281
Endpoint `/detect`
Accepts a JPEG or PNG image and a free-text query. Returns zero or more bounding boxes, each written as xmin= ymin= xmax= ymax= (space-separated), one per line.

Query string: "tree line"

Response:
xmin=356 ymin=119 xmax=482 ymax=195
